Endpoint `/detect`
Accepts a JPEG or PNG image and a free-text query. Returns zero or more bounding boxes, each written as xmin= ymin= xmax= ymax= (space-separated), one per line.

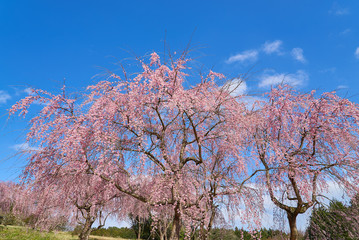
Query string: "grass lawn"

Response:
xmin=0 ymin=225 xmax=127 ymax=240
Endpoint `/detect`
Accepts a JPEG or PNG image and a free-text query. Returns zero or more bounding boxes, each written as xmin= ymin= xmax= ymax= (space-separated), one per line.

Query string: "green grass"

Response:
xmin=0 ymin=225 xmax=67 ymax=240
xmin=0 ymin=225 xmax=129 ymax=240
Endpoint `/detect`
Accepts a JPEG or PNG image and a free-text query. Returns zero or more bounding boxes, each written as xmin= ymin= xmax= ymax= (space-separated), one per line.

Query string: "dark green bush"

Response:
xmin=71 ymin=225 xmax=83 ymax=236
xmin=2 ymin=214 xmax=17 ymax=226
xmin=306 ymin=198 xmax=359 ymax=240
xmin=91 ymin=226 xmax=137 ymax=239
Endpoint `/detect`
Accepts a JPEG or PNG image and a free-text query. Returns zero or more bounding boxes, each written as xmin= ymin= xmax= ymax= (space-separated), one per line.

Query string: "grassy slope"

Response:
xmin=0 ymin=225 xmax=127 ymax=240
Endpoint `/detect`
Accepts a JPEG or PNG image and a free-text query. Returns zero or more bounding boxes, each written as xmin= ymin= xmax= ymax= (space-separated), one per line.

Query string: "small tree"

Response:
xmin=17 ymin=171 xmax=125 ymax=240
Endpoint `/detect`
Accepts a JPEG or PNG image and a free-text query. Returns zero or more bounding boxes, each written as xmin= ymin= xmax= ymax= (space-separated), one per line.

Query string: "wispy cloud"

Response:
xmin=226 ymin=50 xmax=258 ymax=64
xmin=329 ymin=3 xmax=350 ymax=16
xmin=319 ymin=67 xmax=336 ymax=74
xmin=24 ymin=87 xmax=35 ymax=96
xmin=337 ymin=85 xmax=348 ymax=90
xmin=259 ymin=70 xmax=309 ymax=88
xmin=333 ymin=8 xmax=349 ymax=15
xmin=227 ymin=40 xmax=305 ymax=65
xmin=11 ymin=142 xmax=39 ymax=153
xmin=0 ymin=90 xmax=11 ymax=104
xmin=223 ymin=78 xmax=247 ymax=96
xmin=291 ymin=48 xmax=306 ymax=63
xmin=340 ymin=28 xmax=351 ymax=35
xmin=262 ymin=40 xmax=283 ymax=55
xmin=355 ymin=47 xmax=359 ymax=59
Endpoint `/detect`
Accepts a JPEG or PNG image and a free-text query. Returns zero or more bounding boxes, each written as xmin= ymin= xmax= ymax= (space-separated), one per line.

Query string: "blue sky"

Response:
xmin=1 ymin=0 xmax=358 ymax=230
xmin=1 ymin=0 xmax=359 ymax=181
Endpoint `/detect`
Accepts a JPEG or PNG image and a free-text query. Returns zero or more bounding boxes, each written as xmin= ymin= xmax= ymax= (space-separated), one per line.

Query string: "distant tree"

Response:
xmin=129 ymin=213 xmax=154 ymax=240
xmin=233 ymin=227 xmax=287 ymax=240
xmin=210 ymin=228 xmax=238 ymax=240
xmin=306 ymin=196 xmax=359 ymax=239
xmin=0 ymin=181 xmax=21 ymax=226
xmin=17 ymin=171 xmax=125 ymax=240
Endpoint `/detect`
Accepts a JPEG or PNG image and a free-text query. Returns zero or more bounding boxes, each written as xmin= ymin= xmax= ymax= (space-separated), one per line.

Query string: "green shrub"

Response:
xmin=91 ymin=226 xmax=137 ymax=239
xmin=2 ymin=214 xmax=18 ymax=226
xmin=306 ymin=199 xmax=359 ymax=240
xmin=71 ymin=224 xmax=83 ymax=237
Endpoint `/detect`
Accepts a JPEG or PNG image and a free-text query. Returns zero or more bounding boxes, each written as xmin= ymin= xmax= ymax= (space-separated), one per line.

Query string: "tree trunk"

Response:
xmin=164 ymin=223 xmax=168 ymax=240
xmin=198 ymin=201 xmax=216 ymax=240
xmin=79 ymin=217 xmax=95 ymax=240
xmin=199 ymin=222 xmax=208 ymax=240
xmin=158 ymin=221 xmax=166 ymax=240
xmin=170 ymin=204 xmax=181 ymax=240
xmin=137 ymin=220 xmax=142 ymax=240
xmin=287 ymin=211 xmax=299 ymax=240
xmin=204 ymin=205 xmax=216 ymax=240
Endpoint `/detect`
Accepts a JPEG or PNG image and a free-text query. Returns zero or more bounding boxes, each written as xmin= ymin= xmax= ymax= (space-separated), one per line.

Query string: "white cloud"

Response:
xmin=24 ymin=87 xmax=35 ymax=96
xmin=223 ymin=78 xmax=247 ymax=96
xmin=221 ymin=79 xmax=265 ymax=110
xmin=259 ymin=70 xmax=309 ymax=88
xmin=260 ymin=180 xmax=347 ymax=231
xmin=262 ymin=40 xmax=283 ymax=54
xmin=355 ymin=47 xmax=359 ymax=59
xmin=226 ymin=50 xmax=258 ymax=64
xmin=0 ymin=90 xmax=11 ymax=104
xmin=241 ymin=95 xmax=265 ymax=110
xmin=291 ymin=48 xmax=306 ymax=63
xmin=11 ymin=143 xmax=39 ymax=153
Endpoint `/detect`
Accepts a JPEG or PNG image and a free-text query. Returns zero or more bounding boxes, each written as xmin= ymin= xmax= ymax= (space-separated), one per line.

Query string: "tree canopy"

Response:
xmin=7 ymin=52 xmax=359 ymax=240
